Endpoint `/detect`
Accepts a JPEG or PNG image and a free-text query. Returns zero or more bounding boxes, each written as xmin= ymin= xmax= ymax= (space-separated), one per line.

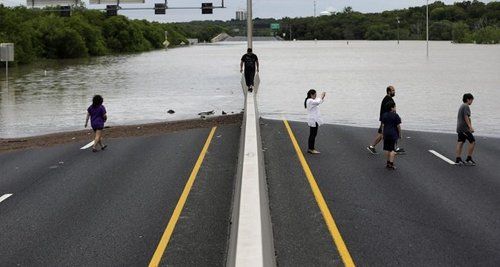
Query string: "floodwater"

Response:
xmin=0 ymin=41 xmax=499 ymax=138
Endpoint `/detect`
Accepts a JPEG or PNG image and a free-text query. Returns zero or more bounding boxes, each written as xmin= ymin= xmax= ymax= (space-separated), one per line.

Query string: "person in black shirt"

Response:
xmin=367 ymin=85 xmax=396 ymax=154
xmin=240 ymin=48 xmax=259 ymax=92
xmin=381 ymin=102 xmax=402 ymax=170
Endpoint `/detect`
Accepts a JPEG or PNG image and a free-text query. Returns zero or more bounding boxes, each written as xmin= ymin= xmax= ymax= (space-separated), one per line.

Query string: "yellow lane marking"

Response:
xmin=149 ymin=126 xmax=217 ymax=267
xmin=283 ymin=120 xmax=355 ymax=267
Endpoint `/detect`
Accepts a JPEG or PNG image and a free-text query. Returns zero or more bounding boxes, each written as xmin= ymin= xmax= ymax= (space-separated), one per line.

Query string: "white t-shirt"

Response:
xmin=306 ymin=97 xmax=323 ymax=127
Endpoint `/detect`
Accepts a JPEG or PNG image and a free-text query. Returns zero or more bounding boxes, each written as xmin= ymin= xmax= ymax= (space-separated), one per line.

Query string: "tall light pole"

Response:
xmin=314 ymin=0 xmax=316 ymax=17
xmin=397 ymin=17 xmax=400 ymax=45
xmin=426 ymin=0 xmax=429 ymax=58
xmin=247 ymin=0 xmax=253 ymax=49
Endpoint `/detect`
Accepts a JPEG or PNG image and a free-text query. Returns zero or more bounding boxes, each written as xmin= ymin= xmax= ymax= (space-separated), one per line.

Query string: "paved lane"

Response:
xmin=261 ymin=119 xmax=500 ymax=266
xmin=0 ymin=124 xmax=240 ymax=266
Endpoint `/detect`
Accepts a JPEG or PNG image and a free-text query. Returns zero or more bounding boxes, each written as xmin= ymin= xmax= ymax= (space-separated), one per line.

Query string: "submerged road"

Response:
xmin=261 ymin=119 xmax=500 ymax=266
xmin=0 ymin=124 xmax=240 ymax=266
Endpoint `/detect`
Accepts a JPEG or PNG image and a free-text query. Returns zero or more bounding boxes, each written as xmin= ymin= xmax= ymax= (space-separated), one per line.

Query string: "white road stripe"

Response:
xmin=429 ymin=150 xmax=456 ymax=165
xmin=80 ymin=141 xmax=94 ymax=150
xmin=0 ymin=194 xmax=13 ymax=203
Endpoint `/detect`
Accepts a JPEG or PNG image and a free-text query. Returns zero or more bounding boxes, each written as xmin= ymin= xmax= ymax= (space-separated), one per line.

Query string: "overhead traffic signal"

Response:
xmin=60 ymin=6 xmax=71 ymax=17
xmin=155 ymin=3 xmax=166 ymax=14
xmin=201 ymin=3 xmax=213 ymax=14
xmin=106 ymin=5 xmax=118 ymax=16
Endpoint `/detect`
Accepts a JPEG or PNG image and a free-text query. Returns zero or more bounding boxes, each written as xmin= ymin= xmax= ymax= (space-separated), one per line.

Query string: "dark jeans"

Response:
xmin=308 ymin=123 xmax=319 ymax=150
xmin=244 ymin=68 xmax=256 ymax=87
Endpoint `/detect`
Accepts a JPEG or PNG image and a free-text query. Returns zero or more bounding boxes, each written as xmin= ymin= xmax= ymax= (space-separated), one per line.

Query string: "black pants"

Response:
xmin=244 ymin=68 xmax=256 ymax=87
xmin=308 ymin=123 xmax=319 ymax=150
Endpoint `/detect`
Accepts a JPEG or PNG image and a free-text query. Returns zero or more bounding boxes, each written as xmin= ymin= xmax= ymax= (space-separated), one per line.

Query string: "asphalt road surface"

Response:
xmin=261 ymin=119 xmax=500 ymax=266
xmin=0 ymin=124 xmax=240 ymax=266
xmin=2 ymin=118 xmax=499 ymax=266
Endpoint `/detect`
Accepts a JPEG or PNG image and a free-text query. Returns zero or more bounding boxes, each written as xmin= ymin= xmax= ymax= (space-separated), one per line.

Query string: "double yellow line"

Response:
xmin=283 ymin=120 xmax=355 ymax=267
xmin=149 ymin=127 xmax=217 ymax=267
xmin=149 ymin=122 xmax=354 ymax=266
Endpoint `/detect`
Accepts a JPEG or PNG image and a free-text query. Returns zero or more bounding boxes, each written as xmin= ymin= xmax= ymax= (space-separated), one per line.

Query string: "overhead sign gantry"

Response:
xmin=26 ymin=0 xmax=225 ymax=16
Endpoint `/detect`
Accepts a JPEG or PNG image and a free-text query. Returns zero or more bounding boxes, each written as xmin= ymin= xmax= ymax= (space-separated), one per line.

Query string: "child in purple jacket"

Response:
xmin=85 ymin=95 xmax=107 ymax=152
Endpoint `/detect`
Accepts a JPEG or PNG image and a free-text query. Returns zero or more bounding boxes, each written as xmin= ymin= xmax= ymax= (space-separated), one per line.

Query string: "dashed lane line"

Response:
xmin=0 ymin=194 xmax=13 ymax=203
xmin=429 ymin=150 xmax=456 ymax=165
xmin=80 ymin=141 xmax=95 ymax=150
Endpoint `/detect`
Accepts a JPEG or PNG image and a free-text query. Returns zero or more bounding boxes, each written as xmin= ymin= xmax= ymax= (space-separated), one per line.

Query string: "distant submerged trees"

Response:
xmin=272 ymin=0 xmax=499 ymax=44
xmin=0 ymin=0 xmax=499 ymax=65
xmin=0 ymin=5 xmax=188 ymax=64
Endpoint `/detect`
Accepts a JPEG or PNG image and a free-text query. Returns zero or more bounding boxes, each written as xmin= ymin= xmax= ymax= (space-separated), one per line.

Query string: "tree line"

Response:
xmin=273 ymin=1 xmax=499 ymax=44
xmin=1 ymin=1 xmax=499 ymax=65
xmin=172 ymin=1 xmax=499 ymax=44
xmin=0 ymin=5 xmax=193 ymax=64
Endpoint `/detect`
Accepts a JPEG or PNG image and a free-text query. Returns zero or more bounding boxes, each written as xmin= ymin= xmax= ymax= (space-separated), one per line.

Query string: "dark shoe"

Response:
xmin=366 ymin=146 xmax=377 ymax=154
xmin=465 ymin=158 xmax=476 ymax=166
xmin=386 ymin=163 xmax=396 ymax=170
xmin=455 ymin=158 xmax=465 ymax=166
xmin=248 ymin=88 xmax=253 ymax=93
xmin=101 ymin=145 xmax=108 ymax=150
xmin=92 ymin=148 xmax=98 ymax=153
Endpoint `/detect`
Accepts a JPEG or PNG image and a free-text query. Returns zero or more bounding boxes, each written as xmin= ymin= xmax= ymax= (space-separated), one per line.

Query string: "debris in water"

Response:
xmin=198 ymin=110 xmax=214 ymax=116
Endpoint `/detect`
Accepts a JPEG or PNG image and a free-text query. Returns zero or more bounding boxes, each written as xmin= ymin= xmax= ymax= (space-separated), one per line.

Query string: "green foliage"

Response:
xmin=473 ymin=26 xmax=500 ymax=44
xmin=0 ymin=5 xmax=188 ymax=64
xmin=270 ymin=0 xmax=498 ymax=43
xmin=67 ymin=14 xmax=107 ymax=55
xmin=365 ymin=24 xmax=393 ymax=40
xmin=452 ymin=22 xmax=473 ymax=43
xmin=163 ymin=25 xmax=188 ymax=45
xmin=102 ymin=16 xmax=151 ymax=52
xmin=171 ymin=22 xmax=228 ymax=42
xmin=430 ymin=20 xmax=453 ymax=40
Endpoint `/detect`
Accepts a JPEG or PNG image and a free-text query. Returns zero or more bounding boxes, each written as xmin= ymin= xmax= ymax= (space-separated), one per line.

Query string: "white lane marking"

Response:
xmin=429 ymin=150 xmax=456 ymax=165
xmin=80 ymin=141 xmax=94 ymax=150
xmin=0 ymin=194 xmax=13 ymax=203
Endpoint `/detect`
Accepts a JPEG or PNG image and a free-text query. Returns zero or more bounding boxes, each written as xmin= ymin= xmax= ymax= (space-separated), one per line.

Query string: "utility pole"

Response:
xmin=247 ymin=0 xmax=253 ymax=49
xmin=397 ymin=17 xmax=400 ymax=45
xmin=314 ymin=0 xmax=316 ymax=17
xmin=426 ymin=0 xmax=429 ymax=58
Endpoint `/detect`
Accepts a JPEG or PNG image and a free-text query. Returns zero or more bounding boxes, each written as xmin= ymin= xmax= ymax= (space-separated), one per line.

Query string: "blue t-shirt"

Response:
xmin=381 ymin=112 xmax=401 ymax=140
xmin=87 ymin=105 xmax=106 ymax=129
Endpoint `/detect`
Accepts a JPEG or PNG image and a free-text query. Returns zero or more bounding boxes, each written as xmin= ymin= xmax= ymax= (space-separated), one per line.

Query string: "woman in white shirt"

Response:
xmin=304 ymin=89 xmax=326 ymax=154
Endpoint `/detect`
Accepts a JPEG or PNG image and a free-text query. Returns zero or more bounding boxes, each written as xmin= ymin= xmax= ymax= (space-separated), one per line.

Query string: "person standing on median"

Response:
xmin=381 ymin=102 xmax=401 ymax=170
xmin=455 ymin=93 xmax=476 ymax=166
xmin=240 ymin=48 xmax=259 ymax=93
xmin=305 ymin=89 xmax=326 ymax=154
xmin=367 ymin=85 xmax=404 ymax=154
xmin=85 ymin=95 xmax=108 ymax=153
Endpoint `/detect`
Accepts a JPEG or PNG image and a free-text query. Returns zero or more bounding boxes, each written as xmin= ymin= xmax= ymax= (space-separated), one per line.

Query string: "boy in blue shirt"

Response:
xmin=381 ymin=102 xmax=401 ymax=170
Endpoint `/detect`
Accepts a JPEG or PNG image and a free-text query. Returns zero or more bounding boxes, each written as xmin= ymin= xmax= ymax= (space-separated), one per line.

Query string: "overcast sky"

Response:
xmin=1 ymin=0 xmax=496 ymax=22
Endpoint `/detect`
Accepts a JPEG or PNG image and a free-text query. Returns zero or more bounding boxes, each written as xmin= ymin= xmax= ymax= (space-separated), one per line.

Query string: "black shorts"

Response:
xmin=458 ymin=131 xmax=475 ymax=143
xmin=383 ymin=138 xmax=397 ymax=152
xmin=92 ymin=127 xmax=104 ymax=132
